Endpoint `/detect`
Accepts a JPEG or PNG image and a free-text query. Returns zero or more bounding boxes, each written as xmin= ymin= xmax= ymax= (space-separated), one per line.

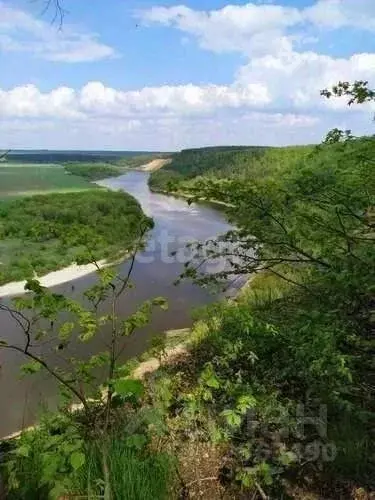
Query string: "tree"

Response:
xmin=0 ymin=219 xmax=170 ymax=499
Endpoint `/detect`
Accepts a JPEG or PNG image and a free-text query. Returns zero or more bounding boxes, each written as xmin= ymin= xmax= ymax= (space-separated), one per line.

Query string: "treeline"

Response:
xmin=63 ymin=162 xmax=124 ymax=181
xmin=63 ymin=154 xmax=172 ymax=181
xmin=5 ymin=151 xmax=158 ymax=164
xmin=0 ymin=189 xmax=152 ymax=284
xmin=148 ymin=145 xmax=312 ymax=193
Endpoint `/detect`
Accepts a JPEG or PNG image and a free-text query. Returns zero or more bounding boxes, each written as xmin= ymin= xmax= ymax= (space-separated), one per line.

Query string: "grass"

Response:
xmin=72 ymin=438 xmax=175 ymax=500
xmin=0 ymin=163 xmax=93 ymax=199
xmin=4 ymin=431 xmax=175 ymax=500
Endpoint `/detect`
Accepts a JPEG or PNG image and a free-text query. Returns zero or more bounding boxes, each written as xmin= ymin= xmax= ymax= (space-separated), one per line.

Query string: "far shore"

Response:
xmin=0 ymin=160 xmax=161 ymax=298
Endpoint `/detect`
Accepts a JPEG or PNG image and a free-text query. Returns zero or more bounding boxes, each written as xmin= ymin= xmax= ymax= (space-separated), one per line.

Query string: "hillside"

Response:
xmin=148 ymin=145 xmax=313 ymax=193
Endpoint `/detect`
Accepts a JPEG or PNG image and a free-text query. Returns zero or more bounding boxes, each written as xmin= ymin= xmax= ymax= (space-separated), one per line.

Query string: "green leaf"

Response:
xmin=15 ymin=445 xmax=30 ymax=458
xmin=70 ymin=451 xmax=85 ymax=471
xmin=200 ymin=363 xmax=220 ymax=389
xmin=58 ymin=322 xmax=75 ymax=342
xmin=152 ymin=297 xmax=169 ymax=311
xmin=20 ymin=360 xmax=42 ymax=376
xmin=221 ymin=409 xmax=242 ymax=428
xmin=125 ymin=434 xmax=147 ymax=450
xmin=113 ymin=378 xmax=144 ymax=399
xmin=205 ymin=374 xmax=220 ymax=389
xmin=236 ymin=395 xmax=257 ymax=414
xmin=279 ymin=450 xmax=298 ymax=466
xmin=49 ymin=484 xmax=66 ymax=500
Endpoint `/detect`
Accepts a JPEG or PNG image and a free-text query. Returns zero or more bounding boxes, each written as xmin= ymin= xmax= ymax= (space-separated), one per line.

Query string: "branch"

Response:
xmin=40 ymin=0 xmax=66 ymax=28
xmin=0 ymin=304 xmax=31 ymax=350
xmin=1 ymin=344 xmax=88 ymax=410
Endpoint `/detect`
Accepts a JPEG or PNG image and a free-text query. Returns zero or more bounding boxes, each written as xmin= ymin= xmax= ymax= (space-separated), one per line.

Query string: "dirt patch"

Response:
xmin=138 ymin=158 xmax=172 ymax=171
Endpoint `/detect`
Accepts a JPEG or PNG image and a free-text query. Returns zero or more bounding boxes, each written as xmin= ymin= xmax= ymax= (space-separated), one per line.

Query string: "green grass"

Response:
xmin=72 ymin=438 xmax=175 ymax=500
xmin=0 ymin=163 xmax=93 ymax=199
xmin=3 ymin=430 xmax=175 ymax=500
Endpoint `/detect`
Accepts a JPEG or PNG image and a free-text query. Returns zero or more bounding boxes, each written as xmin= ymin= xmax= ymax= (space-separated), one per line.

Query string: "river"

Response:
xmin=0 ymin=171 xmax=232 ymax=438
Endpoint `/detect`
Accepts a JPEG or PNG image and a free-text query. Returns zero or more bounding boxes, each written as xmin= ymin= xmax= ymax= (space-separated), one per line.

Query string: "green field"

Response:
xmin=0 ymin=163 xmax=93 ymax=199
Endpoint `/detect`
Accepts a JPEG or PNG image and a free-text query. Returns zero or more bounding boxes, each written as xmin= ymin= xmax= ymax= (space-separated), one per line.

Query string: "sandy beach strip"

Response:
xmin=0 ymin=260 xmax=107 ymax=298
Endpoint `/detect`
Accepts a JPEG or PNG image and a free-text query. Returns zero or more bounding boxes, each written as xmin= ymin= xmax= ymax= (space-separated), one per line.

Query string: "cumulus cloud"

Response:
xmin=236 ymin=51 xmax=375 ymax=112
xmin=0 ymin=81 xmax=270 ymax=120
xmin=139 ymin=1 xmax=375 ymax=115
xmin=305 ymin=0 xmax=375 ymax=31
xmin=140 ymin=3 xmax=301 ymax=56
xmin=139 ymin=1 xmax=375 ymax=55
xmin=0 ymin=1 xmax=116 ymax=62
xmin=2 ymin=0 xmax=375 ymax=149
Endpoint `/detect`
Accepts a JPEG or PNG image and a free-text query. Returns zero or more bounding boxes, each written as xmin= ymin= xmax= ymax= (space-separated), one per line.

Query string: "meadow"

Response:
xmin=0 ymin=163 xmax=93 ymax=199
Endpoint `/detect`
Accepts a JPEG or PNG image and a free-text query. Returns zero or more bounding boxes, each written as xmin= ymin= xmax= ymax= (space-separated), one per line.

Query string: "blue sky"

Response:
xmin=1 ymin=0 xmax=375 ymax=150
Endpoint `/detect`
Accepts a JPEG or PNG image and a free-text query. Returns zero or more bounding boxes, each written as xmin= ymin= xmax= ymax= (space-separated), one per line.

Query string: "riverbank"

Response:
xmin=0 ymin=260 xmax=108 ymax=298
xmin=149 ymin=186 xmax=234 ymax=208
xmin=0 ymin=180 xmax=151 ymax=293
xmin=137 ymin=158 xmax=171 ymax=172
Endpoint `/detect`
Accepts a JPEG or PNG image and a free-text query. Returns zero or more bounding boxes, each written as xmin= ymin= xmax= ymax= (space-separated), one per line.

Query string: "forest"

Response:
xmin=63 ymin=162 xmax=126 ymax=181
xmin=0 ymin=189 xmax=152 ymax=284
xmin=148 ymin=145 xmax=313 ymax=193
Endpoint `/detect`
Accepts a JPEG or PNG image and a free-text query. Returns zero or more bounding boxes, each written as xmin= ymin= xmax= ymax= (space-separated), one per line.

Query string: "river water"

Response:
xmin=0 ymin=171 xmax=232 ymax=438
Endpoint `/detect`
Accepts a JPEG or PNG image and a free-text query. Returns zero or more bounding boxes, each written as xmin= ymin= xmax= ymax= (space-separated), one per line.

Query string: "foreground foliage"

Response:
xmin=146 ymin=130 xmax=374 ymax=497
xmin=4 ymin=412 xmax=175 ymax=500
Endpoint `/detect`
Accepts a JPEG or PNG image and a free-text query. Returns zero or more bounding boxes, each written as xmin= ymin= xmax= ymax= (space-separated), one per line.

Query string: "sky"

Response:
xmin=1 ymin=0 xmax=375 ymax=150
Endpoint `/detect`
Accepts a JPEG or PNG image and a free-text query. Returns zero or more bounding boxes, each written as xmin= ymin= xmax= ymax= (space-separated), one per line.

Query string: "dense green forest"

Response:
xmin=0 ymin=189 xmax=152 ymax=284
xmin=148 ymin=145 xmax=313 ymax=193
xmin=63 ymin=162 xmax=126 ymax=180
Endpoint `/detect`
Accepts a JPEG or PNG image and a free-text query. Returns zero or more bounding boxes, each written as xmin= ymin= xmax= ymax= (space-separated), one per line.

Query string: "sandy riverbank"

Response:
xmin=0 ymin=260 xmax=107 ymax=298
xmin=137 ymin=158 xmax=171 ymax=171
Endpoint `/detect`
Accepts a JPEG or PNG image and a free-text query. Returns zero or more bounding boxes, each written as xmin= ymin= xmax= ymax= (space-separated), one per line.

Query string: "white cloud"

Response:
xmin=140 ymin=3 xmax=301 ymax=56
xmin=0 ymin=81 xmax=270 ymax=120
xmin=236 ymin=51 xmax=375 ymax=112
xmin=306 ymin=0 xmax=375 ymax=31
xmin=0 ymin=85 xmax=82 ymax=119
xmin=139 ymin=1 xmax=375 ymax=56
xmin=0 ymin=1 xmax=116 ymax=62
xmin=0 ymin=81 xmax=325 ymax=149
xmin=2 ymin=1 xmax=375 ymax=149
xmin=139 ymin=2 xmax=375 ymax=116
